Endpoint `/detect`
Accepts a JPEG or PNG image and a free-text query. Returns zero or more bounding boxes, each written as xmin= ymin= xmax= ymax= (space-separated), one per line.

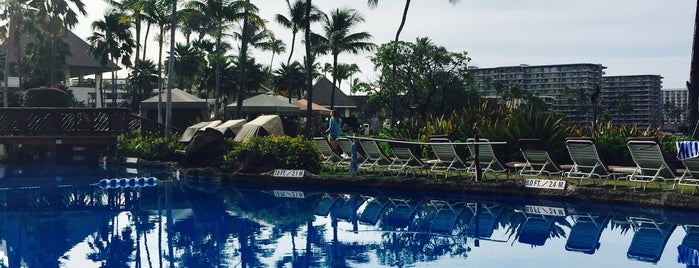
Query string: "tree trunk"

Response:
xmin=236 ymin=4 xmax=251 ymax=119
xmin=690 ymin=0 xmax=699 ymax=138
xmin=304 ymin=0 xmax=314 ymax=137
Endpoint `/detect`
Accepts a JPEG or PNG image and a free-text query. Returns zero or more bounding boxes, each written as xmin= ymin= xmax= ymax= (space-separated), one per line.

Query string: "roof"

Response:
xmin=226 ymin=93 xmax=300 ymax=115
xmin=2 ymin=30 xmax=120 ymax=76
xmin=234 ymin=115 xmax=284 ymax=142
xmin=292 ymin=99 xmax=331 ymax=115
xmin=140 ymin=88 xmax=208 ymax=109
xmin=306 ymin=77 xmax=357 ymax=108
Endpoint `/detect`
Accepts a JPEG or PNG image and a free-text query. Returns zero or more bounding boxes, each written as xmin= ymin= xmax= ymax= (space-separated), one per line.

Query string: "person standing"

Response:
xmin=325 ymin=111 xmax=342 ymax=150
xmin=370 ymin=115 xmax=379 ymax=135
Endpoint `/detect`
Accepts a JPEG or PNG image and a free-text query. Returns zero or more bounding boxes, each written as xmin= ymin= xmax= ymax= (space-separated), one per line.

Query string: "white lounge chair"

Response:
xmin=565 ymin=138 xmax=611 ymax=185
xmin=428 ymin=137 xmax=469 ymax=178
xmin=465 ymin=138 xmax=510 ymax=180
xmin=518 ymin=139 xmax=563 ymax=178
xmin=626 ymin=139 xmax=681 ymax=191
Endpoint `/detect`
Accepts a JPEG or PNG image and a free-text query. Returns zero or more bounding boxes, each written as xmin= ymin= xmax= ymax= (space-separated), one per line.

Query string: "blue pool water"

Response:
xmin=0 ymin=163 xmax=697 ymax=267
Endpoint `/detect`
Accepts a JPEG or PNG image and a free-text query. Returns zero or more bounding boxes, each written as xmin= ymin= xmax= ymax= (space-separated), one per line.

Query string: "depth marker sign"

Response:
xmin=525 ymin=179 xmax=566 ymax=190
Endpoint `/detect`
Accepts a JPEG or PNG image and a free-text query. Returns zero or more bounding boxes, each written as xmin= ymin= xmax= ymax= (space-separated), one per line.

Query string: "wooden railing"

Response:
xmin=0 ymin=108 xmax=168 ymax=136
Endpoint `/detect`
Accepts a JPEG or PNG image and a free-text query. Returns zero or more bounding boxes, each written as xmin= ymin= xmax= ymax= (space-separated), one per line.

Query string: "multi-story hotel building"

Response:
xmin=600 ymin=75 xmax=663 ymax=128
xmin=661 ymin=88 xmax=688 ymax=131
xmin=471 ymin=63 xmax=606 ymax=126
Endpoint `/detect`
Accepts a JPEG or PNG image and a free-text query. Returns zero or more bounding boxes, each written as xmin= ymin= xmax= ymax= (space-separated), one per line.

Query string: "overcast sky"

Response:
xmin=75 ymin=0 xmax=695 ymax=90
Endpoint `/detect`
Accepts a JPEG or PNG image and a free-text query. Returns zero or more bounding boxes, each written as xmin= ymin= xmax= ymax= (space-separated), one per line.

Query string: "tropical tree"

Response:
xmin=171 ymin=42 xmax=205 ymax=92
xmin=364 ymin=37 xmax=475 ymax=119
xmin=274 ymin=0 xmax=322 ymax=65
xmin=332 ymin=63 xmax=360 ymax=92
xmin=110 ymin=0 xmax=152 ymax=63
xmin=30 ymin=0 xmax=87 ymax=86
xmin=312 ymin=8 xmax=375 ymax=110
xmin=234 ymin=0 xmax=265 ymax=118
xmin=126 ymin=59 xmax=157 ymax=112
xmin=0 ymin=0 xmax=32 ymax=106
xmin=88 ymin=11 xmax=135 ymax=106
xmin=274 ymin=61 xmax=305 ymax=102
xmin=688 ymin=0 xmax=699 ymax=136
xmin=258 ymin=36 xmax=286 ymax=80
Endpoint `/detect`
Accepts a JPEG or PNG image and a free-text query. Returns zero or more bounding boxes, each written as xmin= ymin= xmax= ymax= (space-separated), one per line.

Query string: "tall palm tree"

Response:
xmin=110 ymin=0 xmax=151 ymax=63
xmin=333 ymin=63 xmax=360 ymax=92
xmin=313 ymin=8 xmax=376 ymax=110
xmin=88 ymin=11 xmax=135 ymax=106
xmin=262 ymin=37 xmax=286 ymax=79
xmin=0 ymin=0 xmax=31 ymax=106
xmin=689 ymin=0 xmax=699 ymax=137
xmin=274 ymin=0 xmax=322 ymax=65
xmin=367 ymin=0 xmax=460 ymax=47
xmin=30 ymin=0 xmax=87 ymax=86
xmin=234 ymin=0 xmax=264 ymax=118
xmin=186 ymin=0 xmax=244 ymax=119
xmin=303 ymin=0 xmax=313 ymax=137
xmin=274 ymin=61 xmax=304 ymax=102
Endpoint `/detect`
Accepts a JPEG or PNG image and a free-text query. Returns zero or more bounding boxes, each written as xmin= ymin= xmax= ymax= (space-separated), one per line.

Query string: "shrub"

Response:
xmin=222 ymin=136 xmax=322 ymax=174
xmin=23 ymin=87 xmax=72 ymax=107
xmin=115 ymin=131 xmax=184 ymax=161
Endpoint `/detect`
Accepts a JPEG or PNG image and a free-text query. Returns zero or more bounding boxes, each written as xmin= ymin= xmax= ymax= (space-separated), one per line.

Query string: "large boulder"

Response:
xmin=180 ymin=128 xmax=227 ymax=167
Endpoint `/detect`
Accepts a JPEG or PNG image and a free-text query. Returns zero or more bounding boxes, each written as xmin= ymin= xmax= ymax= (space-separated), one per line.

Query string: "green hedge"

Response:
xmin=221 ymin=135 xmax=322 ymax=174
xmin=23 ymin=87 xmax=72 ymax=107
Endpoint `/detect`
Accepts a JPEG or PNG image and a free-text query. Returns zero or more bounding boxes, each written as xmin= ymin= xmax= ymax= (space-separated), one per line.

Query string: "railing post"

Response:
xmin=474 ymin=133 xmax=481 ymax=182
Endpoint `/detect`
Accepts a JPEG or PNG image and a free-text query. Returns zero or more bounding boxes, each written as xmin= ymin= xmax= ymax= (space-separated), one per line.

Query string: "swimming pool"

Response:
xmin=0 ymin=163 xmax=696 ymax=267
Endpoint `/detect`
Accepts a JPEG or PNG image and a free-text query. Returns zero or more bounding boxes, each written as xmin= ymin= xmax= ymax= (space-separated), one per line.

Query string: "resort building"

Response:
xmin=471 ymin=63 xmax=606 ymax=126
xmin=600 ymin=75 xmax=663 ymax=128
xmin=661 ymin=88 xmax=689 ymax=132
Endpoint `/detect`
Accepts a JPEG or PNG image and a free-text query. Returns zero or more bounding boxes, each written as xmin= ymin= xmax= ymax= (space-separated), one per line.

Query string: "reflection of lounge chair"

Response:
xmin=465 ymin=203 xmax=503 ymax=239
xmin=358 ymin=139 xmax=392 ymax=175
xmin=565 ymin=214 xmax=610 ymax=254
xmin=314 ymin=194 xmax=340 ymax=217
xmin=381 ymin=198 xmax=423 ymax=229
xmin=428 ymin=137 xmax=469 ymax=178
xmin=517 ymin=212 xmax=558 ymax=246
xmin=387 ymin=142 xmax=428 ymax=178
xmin=626 ymin=216 xmax=676 ymax=264
xmin=626 ymin=139 xmax=681 ymax=191
xmin=426 ymin=200 xmax=466 ymax=235
xmin=313 ymin=137 xmax=348 ymax=171
xmin=465 ymin=138 xmax=510 ymax=180
xmin=518 ymin=139 xmax=563 ymax=178
xmin=357 ymin=196 xmax=389 ymax=226
xmin=677 ymin=225 xmax=699 ymax=266
xmin=334 ymin=194 xmax=364 ymax=221
xmin=565 ymin=138 xmax=611 ymax=185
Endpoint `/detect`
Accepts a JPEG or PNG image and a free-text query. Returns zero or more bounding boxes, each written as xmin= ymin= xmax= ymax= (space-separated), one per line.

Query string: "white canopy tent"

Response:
xmin=234 ymin=115 xmax=284 ymax=142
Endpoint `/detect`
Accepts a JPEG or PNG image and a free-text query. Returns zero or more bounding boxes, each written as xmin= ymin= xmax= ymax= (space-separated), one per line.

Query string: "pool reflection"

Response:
xmin=0 ymin=166 xmax=697 ymax=267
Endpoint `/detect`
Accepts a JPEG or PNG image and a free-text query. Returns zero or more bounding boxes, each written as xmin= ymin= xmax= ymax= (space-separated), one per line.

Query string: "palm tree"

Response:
xmin=30 ymin=0 xmax=87 ymax=86
xmin=127 ymin=59 xmax=157 ymax=112
xmin=257 ymin=36 xmax=286 ymax=79
xmin=172 ymin=42 xmax=205 ymax=92
xmin=274 ymin=61 xmax=305 ymax=102
xmin=234 ymin=0 xmax=265 ymax=118
xmin=0 ymin=0 xmax=31 ymax=106
xmin=186 ymin=0 xmax=244 ymax=119
xmin=333 ymin=63 xmax=360 ymax=93
xmin=689 ymin=0 xmax=699 ymax=137
xmin=275 ymin=0 xmax=322 ymax=65
xmin=110 ymin=0 xmax=151 ymax=63
xmin=303 ymin=0 xmax=314 ymax=137
xmin=313 ymin=8 xmax=376 ymax=110
xmin=88 ymin=11 xmax=135 ymax=106
xmin=367 ymin=0 xmax=460 ymax=47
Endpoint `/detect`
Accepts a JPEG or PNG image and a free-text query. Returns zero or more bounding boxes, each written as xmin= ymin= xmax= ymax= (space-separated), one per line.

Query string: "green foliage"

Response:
xmin=22 ymin=87 xmax=72 ymax=107
xmin=221 ymin=136 xmax=322 ymax=174
xmin=362 ymin=37 xmax=477 ymax=119
xmin=115 ymin=131 xmax=184 ymax=161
